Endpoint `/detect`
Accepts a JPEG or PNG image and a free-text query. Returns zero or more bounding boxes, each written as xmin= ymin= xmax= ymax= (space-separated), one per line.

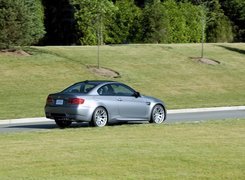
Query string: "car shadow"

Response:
xmin=6 ymin=123 xmax=57 ymax=130
xmin=6 ymin=122 xmax=90 ymax=130
xmin=6 ymin=121 xmax=149 ymax=130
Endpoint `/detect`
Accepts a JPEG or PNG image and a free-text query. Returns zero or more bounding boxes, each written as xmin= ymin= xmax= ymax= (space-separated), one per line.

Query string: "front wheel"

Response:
xmin=91 ymin=107 xmax=108 ymax=127
xmin=150 ymin=105 xmax=166 ymax=124
xmin=55 ymin=119 xmax=72 ymax=128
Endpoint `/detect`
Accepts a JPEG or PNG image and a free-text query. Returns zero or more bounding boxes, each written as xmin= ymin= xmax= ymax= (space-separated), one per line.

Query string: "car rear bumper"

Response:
xmin=45 ymin=105 xmax=94 ymax=122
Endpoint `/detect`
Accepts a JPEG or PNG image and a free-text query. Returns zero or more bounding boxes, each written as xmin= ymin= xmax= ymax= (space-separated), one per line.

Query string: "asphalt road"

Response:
xmin=167 ymin=109 xmax=245 ymax=123
xmin=0 ymin=107 xmax=245 ymax=133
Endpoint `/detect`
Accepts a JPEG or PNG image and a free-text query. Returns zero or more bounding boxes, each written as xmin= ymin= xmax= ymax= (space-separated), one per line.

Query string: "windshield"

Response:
xmin=62 ymin=82 xmax=98 ymax=94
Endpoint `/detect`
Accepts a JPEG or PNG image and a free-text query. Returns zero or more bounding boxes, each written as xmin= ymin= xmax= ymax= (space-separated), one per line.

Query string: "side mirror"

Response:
xmin=134 ymin=91 xmax=141 ymax=98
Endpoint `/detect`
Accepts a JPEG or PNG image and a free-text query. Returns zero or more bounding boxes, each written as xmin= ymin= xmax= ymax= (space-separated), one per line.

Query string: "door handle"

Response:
xmin=117 ymin=98 xmax=122 ymax=101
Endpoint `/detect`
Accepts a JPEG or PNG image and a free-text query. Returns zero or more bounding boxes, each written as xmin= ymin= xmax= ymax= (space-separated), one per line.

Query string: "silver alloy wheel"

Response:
xmin=151 ymin=105 xmax=165 ymax=124
xmin=93 ymin=107 xmax=108 ymax=127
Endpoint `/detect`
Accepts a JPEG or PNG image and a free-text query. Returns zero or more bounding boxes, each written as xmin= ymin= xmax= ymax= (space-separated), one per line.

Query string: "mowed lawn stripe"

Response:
xmin=0 ymin=119 xmax=244 ymax=179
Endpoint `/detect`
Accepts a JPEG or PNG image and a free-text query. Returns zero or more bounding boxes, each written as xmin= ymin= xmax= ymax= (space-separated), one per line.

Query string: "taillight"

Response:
xmin=46 ymin=96 xmax=53 ymax=104
xmin=68 ymin=98 xmax=85 ymax=105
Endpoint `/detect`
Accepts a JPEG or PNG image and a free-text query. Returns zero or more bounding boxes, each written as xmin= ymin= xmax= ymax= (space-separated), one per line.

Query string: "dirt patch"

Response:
xmin=190 ymin=57 xmax=220 ymax=65
xmin=0 ymin=49 xmax=31 ymax=56
xmin=87 ymin=66 xmax=121 ymax=78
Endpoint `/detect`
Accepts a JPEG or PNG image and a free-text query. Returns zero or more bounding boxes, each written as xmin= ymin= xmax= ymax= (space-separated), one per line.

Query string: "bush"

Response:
xmin=25 ymin=0 xmax=45 ymax=45
xmin=141 ymin=0 xmax=166 ymax=43
xmin=140 ymin=0 xmax=203 ymax=43
xmin=220 ymin=0 xmax=245 ymax=42
xmin=106 ymin=0 xmax=141 ymax=44
xmin=71 ymin=0 xmax=116 ymax=45
xmin=0 ymin=0 xmax=45 ymax=49
xmin=205 ymin=0 xmax=233 ymax=42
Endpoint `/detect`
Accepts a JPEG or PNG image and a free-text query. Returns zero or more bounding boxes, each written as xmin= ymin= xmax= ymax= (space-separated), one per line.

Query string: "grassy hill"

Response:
xmin=0 ymin=43 xmax=244 ymax=119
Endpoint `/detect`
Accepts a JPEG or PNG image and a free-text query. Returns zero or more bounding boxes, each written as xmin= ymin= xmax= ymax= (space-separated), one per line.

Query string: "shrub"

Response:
xmin=106 ymin=0 xmax=141 ymax=44
xmin=141 ymin=0 xmax=166 ymax=43
xmin=71 ymin=0 xmax=116 ymax=45
xmin=0 ymin=0 xmax=45 ymax=49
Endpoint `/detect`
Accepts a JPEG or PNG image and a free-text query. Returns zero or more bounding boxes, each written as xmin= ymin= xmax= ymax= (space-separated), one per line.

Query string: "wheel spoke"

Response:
xmin=152 ymin=105 xmax=165 ymax=124
xmin=94 ymin=108 xmax=108 ymax=127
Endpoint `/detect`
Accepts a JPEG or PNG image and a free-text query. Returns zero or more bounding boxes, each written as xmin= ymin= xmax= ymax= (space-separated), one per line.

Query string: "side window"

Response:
xmin=111 ymin=84 xmax=135 ymax=96
xmin=83 ymin=84 xmax=95 ymax=93
xmin=66 ymin=84 xmax=81 ymax=93
xmin=63 ymin=83 xmax=96 ymax=93
xmin=98 ymin=85 xmax=115 ymax=96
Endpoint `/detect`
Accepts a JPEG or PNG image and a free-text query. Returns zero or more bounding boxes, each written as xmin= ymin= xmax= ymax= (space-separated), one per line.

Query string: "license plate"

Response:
xmin=56 ymin=99 xmax=64 ymax=105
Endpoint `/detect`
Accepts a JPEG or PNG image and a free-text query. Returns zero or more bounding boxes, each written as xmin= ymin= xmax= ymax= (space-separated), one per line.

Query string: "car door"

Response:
xmin=96 ymin=85 xmax=120 ymax=120
xmin=111 ymin=84 xmax=148 ymax=120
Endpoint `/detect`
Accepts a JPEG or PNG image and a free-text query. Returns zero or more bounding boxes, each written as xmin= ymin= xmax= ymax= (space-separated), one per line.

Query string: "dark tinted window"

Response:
xmin=98 ymin=84 xmax=135 ymax=96
xmin=62 ymin=82 xmax=97 ymax=94
xmin=98 ymin=85 xmax=115 ymax=96
xmin=111 ymin=84 xmax=135 ymax=96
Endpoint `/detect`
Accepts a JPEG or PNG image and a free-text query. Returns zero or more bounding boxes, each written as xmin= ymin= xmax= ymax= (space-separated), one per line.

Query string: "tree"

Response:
xmin=141 ymin=0 xmax=166 ymax=43
xmin=71 ymin=0 xmax=116 ymax=45
xmin=205 ymin=0 xmax=233 ymax=42
xmin=0 ymin=0 xmax=45 ymax=49
xmin=106 ymin=0 xmax=141 ymax=44
xmin=219 ymin=0 xmax=245 ymax=42
xmin=162 ymin=0 xmax=187 ymax=43
xmin=25 ymin=0 xmax=45 ymax=44
xmin=161 ymin=0 xmax=202 ymax=43
xmin=179 ymin=2 xmax=203 ymax=43
xmin=178 ymin=0 xmax=234 ymax=42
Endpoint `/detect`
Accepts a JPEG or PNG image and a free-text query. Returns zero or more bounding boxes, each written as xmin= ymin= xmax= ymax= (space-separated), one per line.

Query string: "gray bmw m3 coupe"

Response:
xmin=45 ymin=80 xmax=166 ymax=128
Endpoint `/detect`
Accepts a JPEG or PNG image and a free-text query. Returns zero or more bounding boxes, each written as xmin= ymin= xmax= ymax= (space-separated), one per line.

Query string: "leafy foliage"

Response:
xmin=0 ymin=0 xmax=244 ymax=47
xmin=204 ymin=0 xmax=233 ymax=42
xmin=25 ymin=0 xmax=45 ymax=44
xmin=0 ymin=0 xmax=45 ymax=49
xmin=177 ymin=0 xmax=234 ymax=42
xmin=106 ymin=0 xmax=141 ymax=44
xmin=179 ymin=2 xmax=203 ymax=43
xmin=141 ymin=0 xmax=166 ymax=43
xmin=219 ymin=0 xmax=245 ymax=42
xmin=71 ymin=0 xmax=116 ymax=45
xmin=70 ymin=0 xmax=204 ymax=44
xmin=140 ymin=0 xmax=203 ymax=43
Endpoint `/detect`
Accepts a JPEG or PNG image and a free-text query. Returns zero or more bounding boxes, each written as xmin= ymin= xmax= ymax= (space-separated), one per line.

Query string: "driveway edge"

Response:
xmin=0 ymin=117 xmax=52 ymax=125
xmin=168 ymin=106 xmax=245 ymax=114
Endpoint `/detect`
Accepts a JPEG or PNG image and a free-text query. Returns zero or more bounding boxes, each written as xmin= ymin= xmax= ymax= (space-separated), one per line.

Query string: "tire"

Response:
xmin=55 ymin=118 xmax=72 ymax=128
xmin=91 ymin=107 xmax=108 ymax=127
xmin=150 ymin=105 xmax=166 ymax=124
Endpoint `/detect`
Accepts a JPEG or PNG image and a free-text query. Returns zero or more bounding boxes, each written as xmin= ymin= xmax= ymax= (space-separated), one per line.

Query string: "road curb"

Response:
xmin=0 ymin=117 xmax=52 ymax=125
xmin=168 ymin=106 xmax=245 ymax=114
xmin=0 ymin=106 xmax=245 ymax=125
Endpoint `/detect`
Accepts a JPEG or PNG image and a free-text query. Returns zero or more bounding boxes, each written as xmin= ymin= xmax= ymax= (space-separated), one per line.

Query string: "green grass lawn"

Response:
xmin=0 ymin=119 xmax=244 ymax=179
xmin=0 ymin=43 xmax=244 ymax=119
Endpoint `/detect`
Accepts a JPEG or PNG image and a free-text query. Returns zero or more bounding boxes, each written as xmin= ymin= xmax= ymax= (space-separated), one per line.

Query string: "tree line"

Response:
xmin=0 ymin=0 xmax=244 ymax=49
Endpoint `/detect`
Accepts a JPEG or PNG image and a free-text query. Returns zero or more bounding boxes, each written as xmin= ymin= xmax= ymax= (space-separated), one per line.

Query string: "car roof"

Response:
xmin=84 ymin=80 xmax=115 ymax=83
xmin=72 ymin=80 xmax=116 ymax=86
xmin=83 ymin=80 xmax=115 ymax=84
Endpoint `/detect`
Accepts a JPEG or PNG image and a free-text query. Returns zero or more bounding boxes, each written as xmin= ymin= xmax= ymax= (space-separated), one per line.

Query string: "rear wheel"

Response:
xmin=91 ymin=107 xmax=108 ymax=127
xmin=150 ymin=105 xmax=165 ymax=124
xmin=55 ymin=118 xmax=72 ymax=128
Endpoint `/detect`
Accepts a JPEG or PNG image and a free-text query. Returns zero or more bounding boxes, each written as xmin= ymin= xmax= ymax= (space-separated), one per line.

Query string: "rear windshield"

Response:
xmin=62 ymin=82 xmax=98 ymax=94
